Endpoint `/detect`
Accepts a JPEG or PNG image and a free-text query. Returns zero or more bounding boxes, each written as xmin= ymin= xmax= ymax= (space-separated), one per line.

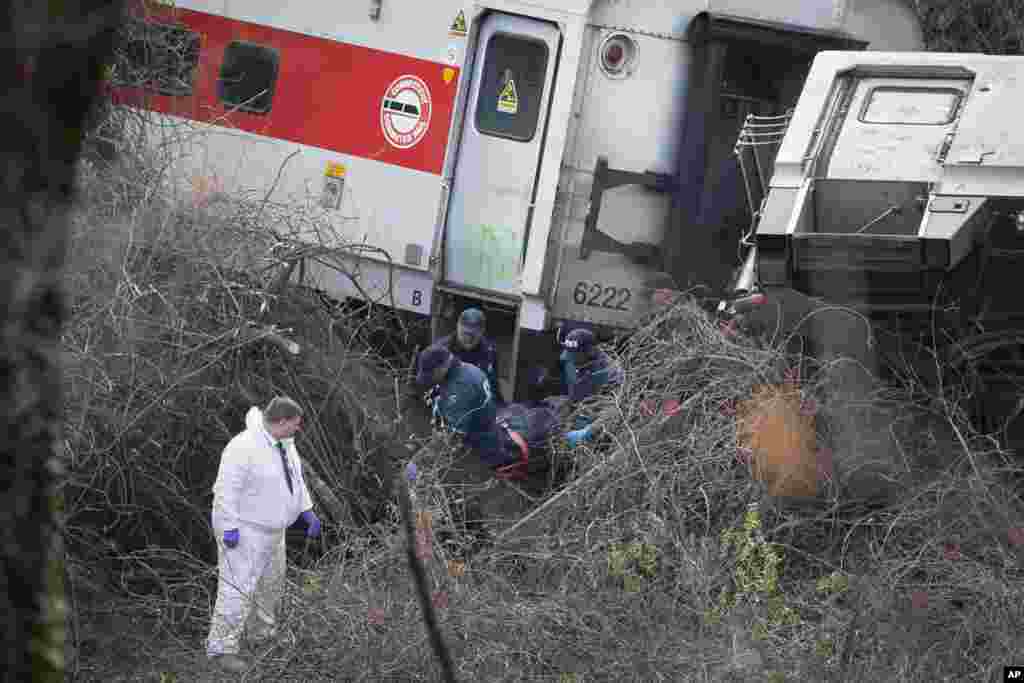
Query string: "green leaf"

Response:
xmin=816 ymin=571 xmax=848 ymax=595
xmin=608 ymin=545 xmax=627 ymax=577
xmin=637 ymin=544 xmax=658 ymax=577
xmin=303 ymin=574 xmax=322 ymax=596
xmin=623 ymin=574 xmax=643 ymax=593
xmin=744 ymin=510 xmax=761 ymax=531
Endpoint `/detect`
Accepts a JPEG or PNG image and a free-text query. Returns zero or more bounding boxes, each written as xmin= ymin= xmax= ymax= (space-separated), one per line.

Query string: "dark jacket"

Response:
xmin=439 ymin=333 xmax=504 ymax=404
xmin=559 ymin=348 xmax=623 ymax=403
xmin=436 ymin=360 xmax=517 ymax=466
xmin=496 ymin=398 xmax=564 ymax=451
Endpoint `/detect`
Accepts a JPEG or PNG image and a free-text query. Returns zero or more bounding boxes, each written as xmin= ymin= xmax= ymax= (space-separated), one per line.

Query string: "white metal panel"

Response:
xmin=431 ymin=6 xmax=489 ymax=276
xmin=565 ymin=28 xmax=691 ymax=248
xmin=786 ymin=182 xmax=815 ymax=235
xmin=550 ymin=249 xmax=660 ymax=327
xmin=530 ymin=21 xmax=597 ymax=306
xmin=443 ymin=13 xmax=561 ymax=294
xmin=587 ymin=0 xmax=704 ymax=36
xmin=826 ymin=76 xmax=971 ymax=181
xmin=938 ymin=167 xmax=1024 ymax=198
xmin=519 ymin=294 xmax=548 ymax=329
xmin=771 ymin=53 xmax=846 ymax=188
xmin=945 ymin=58 xmax=1024 ymax=173
xmin=776 ymin=52 xmax=1024 ymax=194
xmin=545 ymin=17 xmax=694 ymax=327
xmin=519 ymin=16 xmax=588 ymax=297
xmin=304 ymin=254 xmax=436 ymax=315
xmin=173 ymin=0 xmax=228 ymax=14
xmin=176 ymin=0 xmax=470 ymax=65
xmin=477 ymin=0 xmax=594 ymax=19
xmin=157 ymin=113 xmax=444 ymax=272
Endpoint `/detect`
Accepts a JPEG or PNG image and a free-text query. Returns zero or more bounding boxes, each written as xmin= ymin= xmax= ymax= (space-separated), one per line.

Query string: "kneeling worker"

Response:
xmin=559 ymin=328 xmax=623 ymax=404
xmin=417 ymin=345 xmax=594 ymax=477
xmin=417 ymin=344 xmax=510 ymax=466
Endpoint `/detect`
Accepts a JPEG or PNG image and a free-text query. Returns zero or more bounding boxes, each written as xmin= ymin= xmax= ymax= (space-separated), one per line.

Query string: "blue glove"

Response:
xmin=223 ymin=528 xmax=240 ymax=548
xmin=300 ymin=510 xmax=321 ymax=538
xmin=566 ymin=425 xmax=594 ymax=448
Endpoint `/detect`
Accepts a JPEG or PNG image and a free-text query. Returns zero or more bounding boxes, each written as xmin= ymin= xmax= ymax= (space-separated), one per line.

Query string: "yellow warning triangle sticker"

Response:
xmin=449 ymin=10 xmax=467 ymax=37
xmin=497 ymin=79 xmax=518 ymax=114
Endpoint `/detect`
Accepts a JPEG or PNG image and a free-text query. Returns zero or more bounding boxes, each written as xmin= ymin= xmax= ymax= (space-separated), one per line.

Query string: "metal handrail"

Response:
xmin=735 ymin=109 xmax=794 ymax=224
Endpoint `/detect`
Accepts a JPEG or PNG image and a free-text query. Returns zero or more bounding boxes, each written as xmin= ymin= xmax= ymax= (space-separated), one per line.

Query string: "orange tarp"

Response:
xmin=737 ymin=385 xmax=818 ymax=498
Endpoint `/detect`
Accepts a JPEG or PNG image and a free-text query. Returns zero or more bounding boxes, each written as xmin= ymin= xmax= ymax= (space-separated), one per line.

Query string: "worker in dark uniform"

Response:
xmin=417 ymin=345 xmax=595 ymax=475
xmin=559 ymin=327 xmax=623 ymax=404
xmin=417 ymin=344 xmax=513 ymax=467
xmin=437 ymin=307 xmax=505 ymax=405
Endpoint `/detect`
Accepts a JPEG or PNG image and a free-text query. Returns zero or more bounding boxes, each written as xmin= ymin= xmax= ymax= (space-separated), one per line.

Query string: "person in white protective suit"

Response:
xmin=205 ymin=396 xmax=322 ymax=673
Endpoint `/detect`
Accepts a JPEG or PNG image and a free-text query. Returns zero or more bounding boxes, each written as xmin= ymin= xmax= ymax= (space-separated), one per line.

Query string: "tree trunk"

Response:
xmin=0 ymin=1 xmax=124 ymax=679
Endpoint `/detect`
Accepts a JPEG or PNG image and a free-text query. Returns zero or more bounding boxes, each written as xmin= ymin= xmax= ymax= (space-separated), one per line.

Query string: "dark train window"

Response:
xmin=217 ymin=41 xmax=280 ymax=115
xmin=383 ymin=98 xmax=421 ymax=117
xmin=118 ymin=20 xmax=200 ymax=96
xmin=475 ymin=33 xmax=549 ymax=142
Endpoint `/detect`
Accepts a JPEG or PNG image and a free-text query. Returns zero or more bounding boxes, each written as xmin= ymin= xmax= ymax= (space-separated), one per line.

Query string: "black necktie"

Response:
xmin=276 ymin=442 xmax=294 ymax=494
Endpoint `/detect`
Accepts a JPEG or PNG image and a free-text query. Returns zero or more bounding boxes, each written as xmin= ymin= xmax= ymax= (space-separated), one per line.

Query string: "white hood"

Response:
xmin=245 ymin=406 xmax=264 ymax=433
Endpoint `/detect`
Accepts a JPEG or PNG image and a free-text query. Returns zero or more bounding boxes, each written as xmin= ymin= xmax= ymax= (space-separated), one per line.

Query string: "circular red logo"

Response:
xmin=381 ymin=75 xmax=432 ymax=149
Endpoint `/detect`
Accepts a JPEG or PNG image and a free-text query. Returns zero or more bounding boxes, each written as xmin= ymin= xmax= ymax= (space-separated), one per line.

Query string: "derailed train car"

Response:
xmin=112 ymin=0 xmax=924 ymax=398
xmin=727 ymin=50 xmax=1024 ymax=447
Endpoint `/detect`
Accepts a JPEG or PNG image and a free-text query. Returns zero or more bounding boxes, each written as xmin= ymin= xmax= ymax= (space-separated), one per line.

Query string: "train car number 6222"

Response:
xmin=573 ymin=281 xmax=631 ymax=311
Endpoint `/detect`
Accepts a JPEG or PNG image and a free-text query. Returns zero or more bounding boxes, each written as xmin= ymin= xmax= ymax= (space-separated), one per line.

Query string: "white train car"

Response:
xmin=737 ymin=49 xmax=1024 ymax=446
xmin=114 ymin=0 xmax=924 ymax=398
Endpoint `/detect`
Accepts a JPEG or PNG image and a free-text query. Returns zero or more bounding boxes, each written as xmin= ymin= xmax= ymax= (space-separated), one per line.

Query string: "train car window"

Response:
xmin=382 ymin=99 xmax=421 ymax=117
xmin=118 ymin=20 xmax=200 ymax=96
xmin=217 ymin=41 xmax=280 ymax=115
xmin=475 ymin=33 xmax=549 ymax=142
xmin=860 ymin=87 xmax=963 ymax=125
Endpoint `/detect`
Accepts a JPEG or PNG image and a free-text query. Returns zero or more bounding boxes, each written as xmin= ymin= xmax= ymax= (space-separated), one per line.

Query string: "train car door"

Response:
xmin=442 ymin=13 xmax=561 ymax=296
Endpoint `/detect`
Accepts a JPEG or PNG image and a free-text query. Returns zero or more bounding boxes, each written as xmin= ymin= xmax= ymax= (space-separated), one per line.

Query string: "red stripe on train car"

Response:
xmin=112 ymin=5 xmax=460 ymax=176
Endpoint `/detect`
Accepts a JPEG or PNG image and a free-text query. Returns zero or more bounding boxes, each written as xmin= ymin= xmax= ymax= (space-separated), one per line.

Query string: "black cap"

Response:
xmin=458 ymin=307 xmax=485 ymax=332
xmin=561 ymin=327 xmax=595 ymax=353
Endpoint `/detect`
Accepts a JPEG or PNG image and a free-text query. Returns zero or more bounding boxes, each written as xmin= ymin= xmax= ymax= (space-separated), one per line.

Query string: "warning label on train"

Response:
xmin=449 ymin=10 xmax=467 ymax=37
xmin=497 ymin=79 xmax=518 ymax=114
